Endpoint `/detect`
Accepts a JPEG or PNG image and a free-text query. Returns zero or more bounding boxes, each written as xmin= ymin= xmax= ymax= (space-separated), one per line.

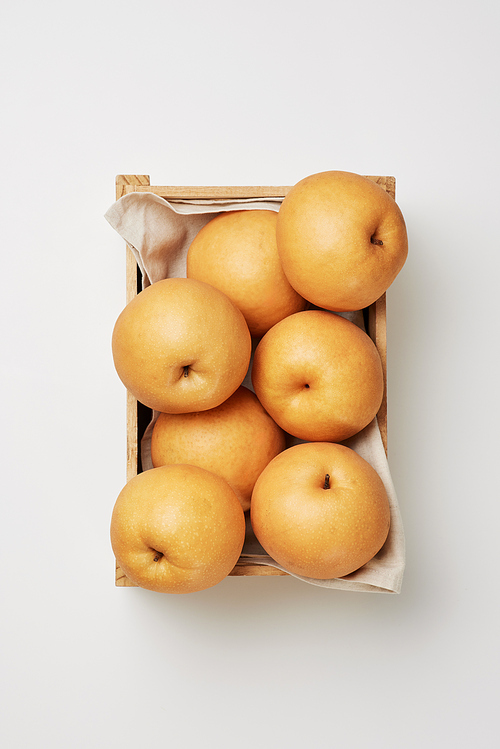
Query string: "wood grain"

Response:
xmin=117 ymin=175 xmax=395 ymax=201
xmin=115 ymin=177 xmax=151 ymax=487
xmin=120 ymin=184 xmax=290 ymax=199
xmin=115 ymin=174 xmax=151 ymax=200
xmin=230 ymin=564 xmax=288 ymax=577
xmin=114 ymin=174 xmax=393 ymax=585
xmin=368 ymin=294 xmax=388 ymax=454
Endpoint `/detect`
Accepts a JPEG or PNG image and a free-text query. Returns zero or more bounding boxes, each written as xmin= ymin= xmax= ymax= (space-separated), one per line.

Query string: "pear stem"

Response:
xmin=323 ymin=474 xmax=330 ymax=490
xmin=371 ymin=237 xmax=384 ymax=246
xmin=183 ymin=366 xmax=189 ymax=377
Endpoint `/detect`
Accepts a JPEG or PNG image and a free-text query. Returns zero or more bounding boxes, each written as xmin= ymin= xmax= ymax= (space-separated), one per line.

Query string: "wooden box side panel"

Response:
xmin=114 ymin=174 xmax=392 ymax=585
xmin=115 ymin=175 xmax=151 ymax=484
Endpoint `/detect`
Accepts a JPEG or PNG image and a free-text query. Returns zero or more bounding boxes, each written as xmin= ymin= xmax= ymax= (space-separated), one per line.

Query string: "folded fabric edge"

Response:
xmin=105 ymin=191 xmax=283 ymax=219
xmin=239 ymin=556 xmax=402 ymax=594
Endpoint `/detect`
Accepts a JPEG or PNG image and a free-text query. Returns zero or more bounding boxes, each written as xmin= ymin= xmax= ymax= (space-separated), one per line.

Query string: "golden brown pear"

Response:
xmin=151 ymin=386 xmax=286 ymax=511
xmin=251 ymin=442 xmax=391 ymax=579
xmin=187 ymin=210 xmax=307 ymax=338
xmin=111 ymin=464 xmax=246 ymax=593
xmin=276 ymin=170 xmax=408 ymax=311
xmin=251 ymin=310 xmax=384 ymax=442
xmin=112 ymin=277 xmax=252 ymax=413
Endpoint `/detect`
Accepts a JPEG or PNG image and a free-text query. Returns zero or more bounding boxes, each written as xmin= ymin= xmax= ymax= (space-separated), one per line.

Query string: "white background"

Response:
xmin=1 ymin=1 xmax=499 ymax=747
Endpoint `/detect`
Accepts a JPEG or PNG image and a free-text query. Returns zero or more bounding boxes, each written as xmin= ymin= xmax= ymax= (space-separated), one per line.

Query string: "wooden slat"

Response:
xmin=368 ymin=294 xmax=388 ymax=455
xmin=115 ymin=177 xmax=150 ymax=588
xmin=366 ymin=175 xmax=396 ymax=199
xmin=121 ymin=184 xmax=290 ymax=199
xmin=118 ymin=176 xmax=395 ymax=201
xmin=116 ymin=174 xmax=151 ymax=199
xmin=115 ymin=560 xmax=136 ymax=587
xmin=229 ymin=564 xmax=288 ymax=577
xmin=116 ymin=176 xmax=151 ymax=487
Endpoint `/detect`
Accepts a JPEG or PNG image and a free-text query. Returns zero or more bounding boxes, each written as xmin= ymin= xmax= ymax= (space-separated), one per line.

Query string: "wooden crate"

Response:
xmin=114 ymin=174 xmax=391 ymax=585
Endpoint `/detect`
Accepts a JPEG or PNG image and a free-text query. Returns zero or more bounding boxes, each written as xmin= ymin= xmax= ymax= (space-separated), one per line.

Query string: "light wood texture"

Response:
xmin=368 ymin=294 xmax=388 ymax=454
xmin=118 ymin=175 xmax=395 ymax=201
xmin=115 ymin=174 xmax=151 ymax=199
xmin=114 ymin=174 xmax=393 ymax=585
xmin=115 ymin=176 xmax=151 ymax=486
xmin=231 ymin=554 xmax=288 ymax=576
xmin=230 ymin=564 xmax=288 ymax=577
xmin=120 ymin=184 xmax=291 ymax=199
xmin=115 ymin=559 xmax=137 ymax=587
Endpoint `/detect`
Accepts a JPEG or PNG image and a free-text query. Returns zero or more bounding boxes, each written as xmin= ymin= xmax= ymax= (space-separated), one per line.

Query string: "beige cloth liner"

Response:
xmin=105 ymin=192 xmax=406 ymax=594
